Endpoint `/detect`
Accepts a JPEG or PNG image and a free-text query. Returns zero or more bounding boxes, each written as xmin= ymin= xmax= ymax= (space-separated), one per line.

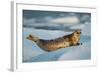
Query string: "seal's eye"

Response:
xmin=76 ymin=31 xmax=81 ymax=34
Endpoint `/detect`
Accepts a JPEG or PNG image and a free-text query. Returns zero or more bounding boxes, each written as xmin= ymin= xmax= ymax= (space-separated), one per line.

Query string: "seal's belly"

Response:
xmin=38 ymin=40 xmax=70 ymax=51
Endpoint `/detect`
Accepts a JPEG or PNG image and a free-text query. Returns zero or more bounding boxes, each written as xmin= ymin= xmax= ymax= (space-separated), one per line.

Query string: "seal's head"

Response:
xmin=73 ymin=29 xmax=81 ymax=37
xmin=69 ymin=29 xmax=82 ymax=45
xmin=27 ymin=34 xmax=39 ymax=42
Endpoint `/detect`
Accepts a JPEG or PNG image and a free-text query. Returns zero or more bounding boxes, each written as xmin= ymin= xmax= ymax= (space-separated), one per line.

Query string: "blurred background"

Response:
xmin=23 ymin=10 xmax=91 ymax=35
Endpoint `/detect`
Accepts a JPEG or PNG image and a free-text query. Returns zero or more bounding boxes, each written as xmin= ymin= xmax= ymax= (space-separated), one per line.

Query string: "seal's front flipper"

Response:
xmin=77 ymin=43 xmax=82 ymax=45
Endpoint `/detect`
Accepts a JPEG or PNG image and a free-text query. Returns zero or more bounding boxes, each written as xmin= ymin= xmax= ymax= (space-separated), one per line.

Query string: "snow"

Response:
xmin=22 ymin=28 xmax=91 ymax=62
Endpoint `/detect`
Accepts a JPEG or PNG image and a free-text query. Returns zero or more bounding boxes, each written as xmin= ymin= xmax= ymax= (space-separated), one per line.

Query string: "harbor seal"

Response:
xmin=26 ymin=30 xmax=82 ymax=52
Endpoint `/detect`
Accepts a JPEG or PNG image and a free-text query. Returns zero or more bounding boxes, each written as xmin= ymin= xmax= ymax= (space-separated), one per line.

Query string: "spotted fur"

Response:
xmin=27 ymin=29 xmax=82 ymax=52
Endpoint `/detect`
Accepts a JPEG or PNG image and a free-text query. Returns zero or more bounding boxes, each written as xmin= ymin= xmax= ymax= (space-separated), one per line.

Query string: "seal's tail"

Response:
xmin=26 ymin=34 xmax=39 ymax=42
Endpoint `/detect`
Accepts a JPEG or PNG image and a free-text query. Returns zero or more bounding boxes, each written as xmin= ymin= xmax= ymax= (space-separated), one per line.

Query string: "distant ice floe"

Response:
xmin=49 ymin=16 xmax=80 ymax=24
xmin=23 ymin=18 xmax=36 ymax=25
xmin=23 ymin=15 xmax=91 ymax=34
xmin=69 ymin=24 xmax=85 ymax=30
